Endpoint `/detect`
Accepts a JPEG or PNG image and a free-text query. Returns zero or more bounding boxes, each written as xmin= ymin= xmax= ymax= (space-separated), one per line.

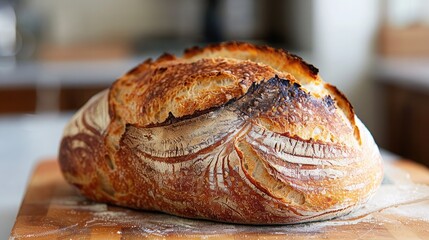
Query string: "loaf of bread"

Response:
xmin=59 ymin=42 xmax=383 ymax=224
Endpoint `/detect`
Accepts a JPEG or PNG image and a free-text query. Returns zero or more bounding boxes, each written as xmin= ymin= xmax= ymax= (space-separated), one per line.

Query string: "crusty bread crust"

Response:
xmin=59 ymin=42 xmax=383 ymax=224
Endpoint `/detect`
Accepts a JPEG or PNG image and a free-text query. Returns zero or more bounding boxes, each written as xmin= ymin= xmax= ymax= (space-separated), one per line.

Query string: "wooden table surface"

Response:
xmin=9 ymin=159 xmax=429 ymax=240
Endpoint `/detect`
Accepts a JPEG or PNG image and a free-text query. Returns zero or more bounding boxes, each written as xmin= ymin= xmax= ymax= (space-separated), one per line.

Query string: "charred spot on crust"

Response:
xmin=323 ymin=95 xmax=336 ymax=110
xmin=305 ymin=64 xmax=319 ymax=77
xmin=288 ymin=53 xmax=319 ymax=76
xmin=235 ymin=76 xmax=310 ymax=117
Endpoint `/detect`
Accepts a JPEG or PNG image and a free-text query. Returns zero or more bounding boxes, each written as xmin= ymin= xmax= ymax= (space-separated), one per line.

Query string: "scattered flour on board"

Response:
xmin=30 ymin=162 xmax=429 ymax=237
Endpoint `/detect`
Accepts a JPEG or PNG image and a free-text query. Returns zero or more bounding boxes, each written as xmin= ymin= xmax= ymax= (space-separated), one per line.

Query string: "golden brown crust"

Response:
xmin=59 ymin=42 xmax=383 ymax=224
xmin=184 ymin=42 xmax=319 ymax=78
xmin=108 ymin=42 xmax=359 ymax=146
xmin=110 ymin=57 xmax=284 ymax=127
xmin=324 ymin=83 xmax=361 ymax=144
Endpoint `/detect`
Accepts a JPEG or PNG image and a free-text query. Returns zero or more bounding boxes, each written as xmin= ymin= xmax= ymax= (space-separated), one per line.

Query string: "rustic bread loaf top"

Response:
xmin=109 ymin=42 xmax=359 ymax=147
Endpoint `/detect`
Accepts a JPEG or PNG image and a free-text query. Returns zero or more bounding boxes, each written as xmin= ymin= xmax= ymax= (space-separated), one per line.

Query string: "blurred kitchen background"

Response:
xmin=1 ymin=0 xmax=429 ymax=236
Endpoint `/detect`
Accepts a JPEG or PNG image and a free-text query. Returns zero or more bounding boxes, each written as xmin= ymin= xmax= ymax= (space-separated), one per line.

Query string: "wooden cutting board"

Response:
xmin=10 ymin=159 xmax=429 ymax=240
